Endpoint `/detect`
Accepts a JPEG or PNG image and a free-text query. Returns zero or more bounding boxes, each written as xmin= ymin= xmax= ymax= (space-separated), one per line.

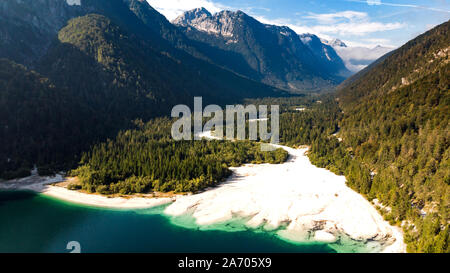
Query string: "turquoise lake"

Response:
xmin=0 ymin=190 xmax=356 ymax=253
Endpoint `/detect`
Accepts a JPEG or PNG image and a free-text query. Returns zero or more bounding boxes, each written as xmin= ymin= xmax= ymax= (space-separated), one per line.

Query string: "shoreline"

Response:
xmin=163 ymin=145 xmax=406 ymax=253
xmin=0 ymin=142 xmax=406 ymax=253
xmin=0 ymin=174 xmax=174 ymax=209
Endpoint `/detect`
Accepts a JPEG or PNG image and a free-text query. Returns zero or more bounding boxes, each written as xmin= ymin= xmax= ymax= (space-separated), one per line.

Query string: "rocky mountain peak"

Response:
xmin=299 ymin=33 xmax=321 ymax=46
xmin=172 ymin=7 xmax=212 ymax=27
xmin=173 ymin=9 xmax=245 ymax=38
xmin=218 ymin=10 xmax=246 ymax=18
xmin=265 ymin=25 xmax=296 ymax=38
xmin=329 ymin=39 xmax=347 ymax=48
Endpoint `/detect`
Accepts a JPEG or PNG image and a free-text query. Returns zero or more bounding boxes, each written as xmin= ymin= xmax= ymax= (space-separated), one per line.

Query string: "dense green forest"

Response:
xmin=250 ymin=21 xmax=450 ymax=254
xmin=243 ymin=96 xmax=341 ymax=147
xmin=69 ymin=95 xmax=333 ymax=196
xmin=70 ymin=94 xmax=340 ymax=194
xmin=246 ymin=65 xmax=449 ymax=254
xmin=0 ymin=59 xmax=102 ymax=179
xmin=332 ymin=21 xmax=449 ymax=253
xmin=70 ymin=118 xmax=288 ymax=195
xmin=0 ymin=3 xmax=283 ymax=180
xmin=315 ymin=68 xmax=450 ymax=253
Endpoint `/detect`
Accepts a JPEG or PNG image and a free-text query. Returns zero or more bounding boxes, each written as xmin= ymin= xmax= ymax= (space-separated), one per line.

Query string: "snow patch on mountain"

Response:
xmin=300 ymin=36 xmax=312 ymax=44
xmin=324 ymin=48 xmax=331 ymax=61
xmin=66 ymin=0 xmax=80 ymax=6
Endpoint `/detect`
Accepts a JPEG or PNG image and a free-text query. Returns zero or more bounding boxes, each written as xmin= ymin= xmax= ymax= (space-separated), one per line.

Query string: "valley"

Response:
xmin=0 ymin=0 xmax=448 ymax=253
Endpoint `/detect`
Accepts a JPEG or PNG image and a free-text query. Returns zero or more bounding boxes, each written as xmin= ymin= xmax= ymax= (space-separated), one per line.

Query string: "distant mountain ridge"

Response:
xmin=299 ymin=34 xmax=351 ymax=78
xmin=322 ymin=37 xmax=394 ymax=73
xmin=172 ymin=8 xmax=351 ymax=93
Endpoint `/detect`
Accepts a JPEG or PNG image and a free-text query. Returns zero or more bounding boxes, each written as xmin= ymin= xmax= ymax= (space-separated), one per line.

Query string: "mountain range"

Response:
xmin=173 ymin=7 xmax=351 ymax=92
xmin=323 ymin=38 xmax=394 ymax=73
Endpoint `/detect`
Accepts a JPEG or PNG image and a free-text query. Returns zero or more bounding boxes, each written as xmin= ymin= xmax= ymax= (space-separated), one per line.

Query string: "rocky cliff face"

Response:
xmin=173 ymin=8 xmax=350 ymax=93
xmin=0 ymin=0 xmax=82 ymax=65
xmin=172 ymin=7 xmax=212 ymax=28
xmin=174 ymin=9 xmax=244 ymax=38
xmin=300 ymin=34 xmax=351 ymax=77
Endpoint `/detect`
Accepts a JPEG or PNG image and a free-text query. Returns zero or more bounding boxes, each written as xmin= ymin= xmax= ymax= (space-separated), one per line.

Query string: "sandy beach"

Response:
xmin=0 ymin=138 xmax=406 ymax=252
xmin=164 ymin=144 xmax=406 ymax=253
xmin=0 ymin=174 xmax=174 ymax=209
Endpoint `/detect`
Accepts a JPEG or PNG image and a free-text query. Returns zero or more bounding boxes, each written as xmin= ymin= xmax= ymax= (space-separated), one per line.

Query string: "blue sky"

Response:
xmin=146 ymin=0 xmax=450 ymax=48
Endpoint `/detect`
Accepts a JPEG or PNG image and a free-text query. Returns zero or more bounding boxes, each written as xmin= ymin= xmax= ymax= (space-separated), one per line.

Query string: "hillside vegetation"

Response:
xmin=331 ymin=21 xmax=449 ymax=253
xmin=70 ymin=118 xmax=288 ymax=195
xmin=0 ymin=59 xmax=98 ymax=178
xmin=0 ymin=7 xmax=282 ymax=179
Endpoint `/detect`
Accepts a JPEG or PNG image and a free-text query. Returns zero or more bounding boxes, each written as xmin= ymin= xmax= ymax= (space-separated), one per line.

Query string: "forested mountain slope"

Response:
xmin=0 ymin=0 xmax=82 ymax=66
xmin=0 ymin=59 xmax=98 ymax=178
xmin=336 ymin=20 xmax=449 ymax=253
xmin=0 ymin=0 xmax=283 ymax=179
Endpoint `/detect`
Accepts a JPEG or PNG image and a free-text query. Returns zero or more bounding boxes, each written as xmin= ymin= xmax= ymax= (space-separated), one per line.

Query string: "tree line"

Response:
xmin=70 ymin=118 xmax=288 ymax=194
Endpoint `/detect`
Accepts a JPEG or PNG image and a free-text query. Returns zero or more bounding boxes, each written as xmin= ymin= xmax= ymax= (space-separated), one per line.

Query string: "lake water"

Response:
xmin=0 ymin=191 xmax=339 ymax=253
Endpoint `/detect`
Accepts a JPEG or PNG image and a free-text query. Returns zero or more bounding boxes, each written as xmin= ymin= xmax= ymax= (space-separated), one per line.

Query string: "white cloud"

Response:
xmin=366 ymin=0 xmax=381 ymax=5
xmin=362 ymin=38 xmax=391 ymax=45
xmin=146 ymin=0 xmax=228 ymax=21
xmin=304 ymin=11 xmax=368 ymax=24
xmin=252 ymin=9 xmax=406 ymax=48
xmin=311 ymin=21 xmax=405 ymax=36
xmin=240 ymin=7 xmax=271 ymax=13
xmin=252 ymin=15 xmax=333 ymax=39
xmin=254 ymin=10 xmax=404 ymax=42
xmin=349 ymin=0 xmax=450 ymax=13
xmin=298 ymin=10 xmax=405 ymax=37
